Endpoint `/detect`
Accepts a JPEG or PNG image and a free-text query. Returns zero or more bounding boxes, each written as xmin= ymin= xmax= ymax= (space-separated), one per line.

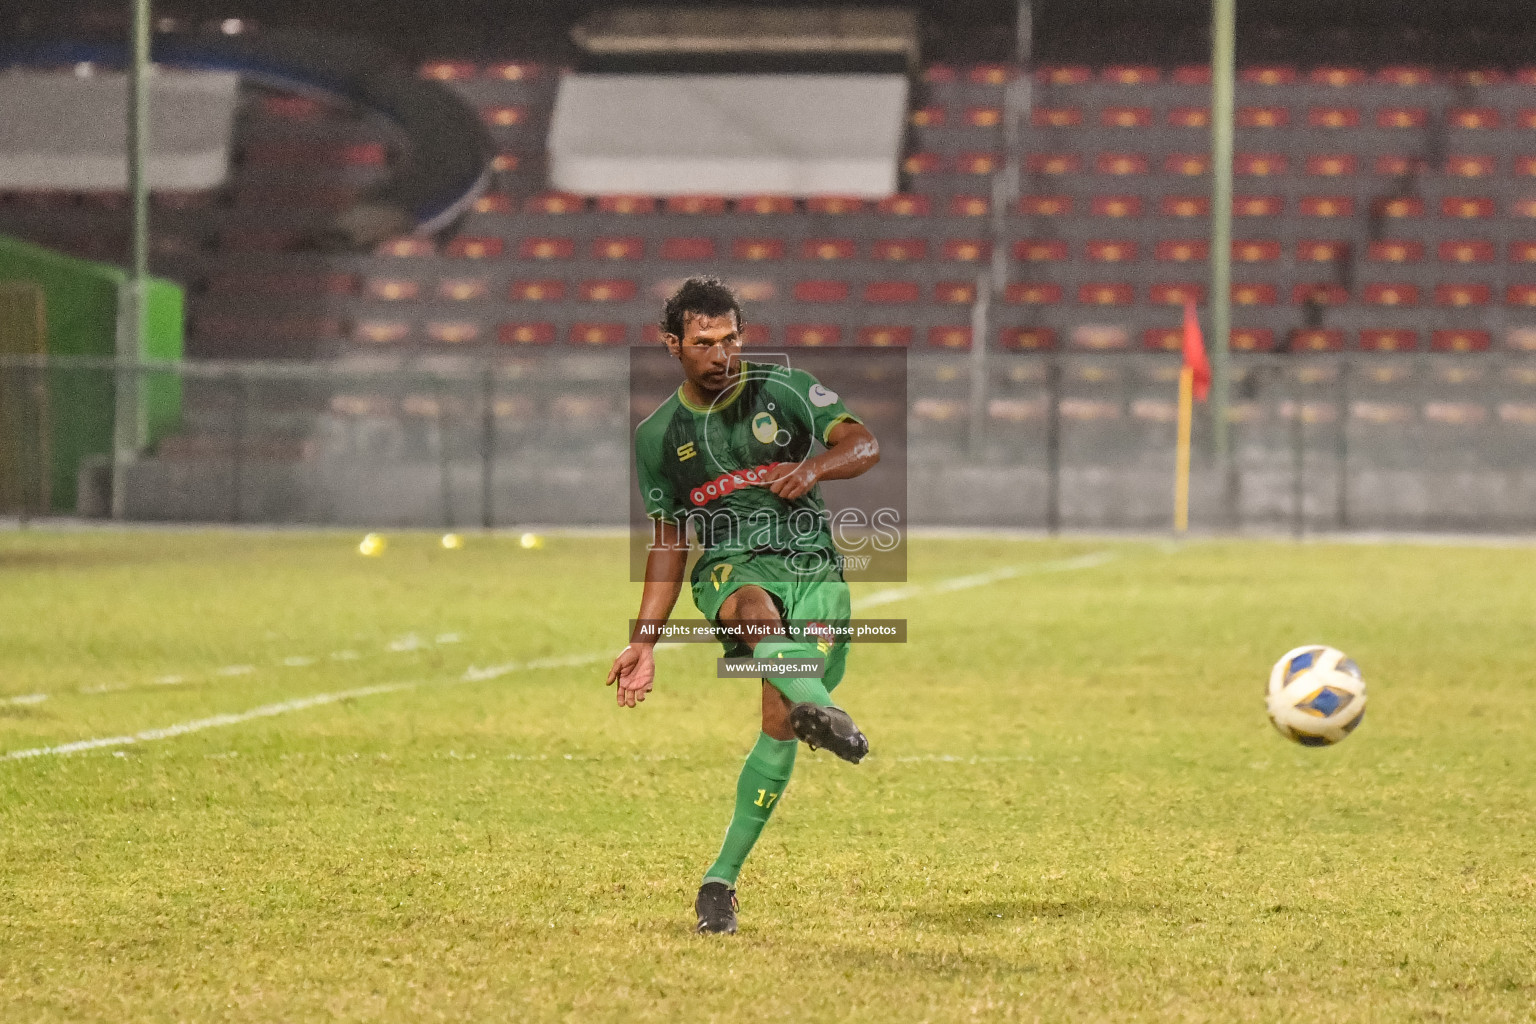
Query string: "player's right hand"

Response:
xmin=605 ymin=644 xmax=655 ymax=708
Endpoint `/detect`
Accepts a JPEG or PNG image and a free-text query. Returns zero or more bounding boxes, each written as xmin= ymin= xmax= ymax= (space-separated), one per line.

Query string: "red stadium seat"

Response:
xmin=1144 ymin=329 xmax=1182 ymax=352
xmin=1305 ymin=154 xmax=1357 ymax=177
xmin=1004 ymin=282 xmax=1064 ymax=305
xmin=1097 ymin=152 xmax=1149 ymax=176
xmin=666 ymin=195 xmax=728 ymax=215
xmin=509 ymin=280 xmax=566 ymax=301
xmin=1032 ymin=107 xmax=1083 ymax=128
xmin=1308 ymin=107 xmax=1360 ymax=129
xmin=1435 ymin=283 xmax=1493 ymax=307
xmin=1236 ymin=195 xmax=1285 ymax=217
xmin=438 ymin=278 xmax=489 ymax=301
xmin=1446 ymin=155 xmax=1497 ymax=179
xmin=1233 ymin=240 xmax=1281 ymax=263
xmin=857 ymin=327 xmax=913 ymax=347
xmin=1168 ymin=107 xmax=1209 ymax=128
xmin=792 ymin=280 xmax=850 ymax=302
xmin=964 ymin=106 xmax=1003 ymax=127
xmin=1294 ymin=284 xmax=1350 ymax=306
xmin=569 ymin=323 xmax=627 ymax=345
xmin=375 ymin=237 xmax=435 ymax=258
xmin=516 ymin=237 xmax=571 ymax=260
xmin=1431 ymin=330 xmax=1491 ymax=352
xmin=1035 ymin=66 xmax=1091 ymax=85
xmin=1442 ymin=197 xmax=1495 ymax=220
xmin=597 ymin=195 xmax=656 ymax=214
xmin=1231 ymin=328 xmax=1275 ymax=351
xmin=1149 ymin=283 xmax=1204 ymax=305
xmin=903 ymin=153 xmax=945 ymax=175
xmin=486 ymin=61 xmax=543 ymax=81
xmin=446 ymin=236 xmax=505 ymax=259
xmin=1298 ymin=196 xmax=1350 ymax=218
xmin=497 ymin=322 xmax=557 ymax=345
xmin=1363 ymin=283 xmax=1420 ymax=307
xmin=1013 ymin=239 xmax=1069 ymax=262
xmin=419 ymin=60 xmax=477 ymax=81
xmin=1375 ymin=155 xmax=1427 ymax=177
xmin=353 ymin=320 xmax=412 ymax=344
xmin=1311 ymin=67 xmax=1367 ymax=86
xmin=1090 ymin=195 xmax=1142 ymax=218
xmin=955 ymin=153 xmax=1002 ymax=174
xmin=928 ymin=326 xmax=973 ymax=349
xmin=1439 ymin=240 xmax=1495 ymax=264
xmin=1242 ymin=66 xmax=1298 ymax=85
xmin=1103 ymin=65 xmax=1160 ymax=85
xmin=949 ymin=195 xmax=989 ymax=217
xmin=878 ymin=194 xmax=932 ymax=216
xmin=935 ymin=281 xmax=977 ymax=304
xmin=806 ymin=195 xmax=865 ymax=215
xmin=1451 ymin=69 xmax=1506 ymax=86
xmin=525 ymin=192 xmax=583 ymax=214
xmin=1174 ymin=66 xmax=1212 ymax=85
xmin=1164 ymin=153 xmax=1210 ymax=177
xmin=967 ymin=65 xmax=1015 ymax=86
xmin=1368 ymin=240 xmax=1424 ymax=263
xmin=863 ymin=281 xmax=921 ymax=304
xmin=1514 ymin=199 xmax=1536 ymax=220
xmin=911 ymin=106 xmax=946 ymax=127
xmin=999 ymin=328 xmax=1055 ymax=350
xmin=1086 ymin=240 xmax=1138 ymax=263
xmin=785 ymin=324 xmax=841 ymax=347
xmin=1508 ymin=285 xmax=1536 ymax=307
xmin=1376 ymin=67 xmax=1436 ymax=86
xmin=1236 ymin=107 xmax=1290 ymax=129
xmin=1017 ymin=195 xmax=1074 ymax=216
xmin=872 ymin=239 xmax=928 ymax=261
xmin=1510 ymin=241 xmax=1536 ymax=263
xmin=801 ymin=238 xmax=857 ymax=260
xmin=1026 ymin=153 xmax=1082 ymax=175
xmin=1514 ymin=157 xmax=1536 ymax=179
xmin=1519 ymin=110 xmax=1536 ymax=130
xmin=1156 ymin=240 xmax=1210 ymax=263
xmin=1448 ymin=108 xmax=1500 ymax=130
xmin=923 ymin=64 xmax=958 ymax=83
xmin=1292 ymin=329 xmax=1346 ymax=351
xmin=1359 ymin=330 xmax=1418 ymax=352
xmin=1377 ymin=107 xmax=1427 ymax=129
xmin=1101 ymin=107 xmax=1152 ymax=128
xmin=1235 ymin=152 xmax=1287 ymax=177
xmin=426 ymin=321 xmax=481 ymax=344
xmin=941 ymin=239 xmax=990 ymax=262
xmin=364 ymin=277 xmax=420 ymax=301
xmin=659 ymin=237 xmax=716 ymax=261
xmin=579 ymin=279 xmax=638 ymax=302
xmin=1078 ymin=283 xmax=1134 ymax=305
xmin=1161 ymin=196 xmax=1209 ymax=218
xmin=732 ymin=238 xmax=786 ymax=261
xmin=481 ymin=105 xmax=529 ymax=128
xmin=473 ymin=193 xmax=515 ymax=214
xmin=593 ymin=236 xmax=645 ymax=260
xmin=1232 ymin=283 xmax=1279 ymax=306
xmin=736 ymin=195 xmax=795 ymax=215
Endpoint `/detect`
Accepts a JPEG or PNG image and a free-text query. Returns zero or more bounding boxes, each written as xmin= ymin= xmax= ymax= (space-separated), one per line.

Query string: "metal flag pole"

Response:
xmin=113 ymin=0 xmax=152 ymax=518
xmin=1210 ymin=0 xmax=1236 ymax=521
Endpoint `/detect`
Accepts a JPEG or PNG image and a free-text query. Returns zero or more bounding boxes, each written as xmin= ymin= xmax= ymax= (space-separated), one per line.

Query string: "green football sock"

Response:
xmin=703 ymin=732 xmax=798 ymax=887
xmin=753 ymin=637 xmax=834 ymax=707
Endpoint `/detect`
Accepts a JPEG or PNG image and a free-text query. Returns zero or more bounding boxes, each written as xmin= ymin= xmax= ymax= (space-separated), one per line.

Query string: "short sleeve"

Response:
xmin=783 ymin=367 xmax=862 ymax=444
xmin=634 ymin=423 xmax=687 ymax=523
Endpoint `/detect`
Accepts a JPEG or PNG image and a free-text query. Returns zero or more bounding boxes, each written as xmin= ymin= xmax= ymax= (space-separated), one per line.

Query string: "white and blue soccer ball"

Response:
xmin=1266 ymin=645 xmax=1368 ymax=747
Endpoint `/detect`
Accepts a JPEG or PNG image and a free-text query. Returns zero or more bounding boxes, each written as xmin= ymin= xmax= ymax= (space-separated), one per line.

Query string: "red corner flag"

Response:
xmin=1182 ymin=300 xmax=1212 ymax=401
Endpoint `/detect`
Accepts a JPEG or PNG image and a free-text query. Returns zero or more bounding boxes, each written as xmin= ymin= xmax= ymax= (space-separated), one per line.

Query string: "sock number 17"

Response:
xmin=754 ymin=789 xmax=779 ymax=809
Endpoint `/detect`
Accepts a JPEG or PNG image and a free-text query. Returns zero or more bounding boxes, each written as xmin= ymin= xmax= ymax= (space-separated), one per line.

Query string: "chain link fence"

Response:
xmin=3 ymin=350 xmax=1535 ymax=532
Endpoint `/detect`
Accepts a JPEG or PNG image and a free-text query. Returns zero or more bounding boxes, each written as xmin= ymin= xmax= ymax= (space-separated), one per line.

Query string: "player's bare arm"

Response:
xmin=605 ymin=518 xmax=687 ymax=708
xmin=766 ymin=420 xmax=880 ymax=501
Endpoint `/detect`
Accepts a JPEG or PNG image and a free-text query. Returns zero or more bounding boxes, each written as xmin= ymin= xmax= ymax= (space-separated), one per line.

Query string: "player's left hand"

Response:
xmin=605 ymin=644 xmax=655 ymax=708
xmin=766 ymin=460 xmax=820 ymax=502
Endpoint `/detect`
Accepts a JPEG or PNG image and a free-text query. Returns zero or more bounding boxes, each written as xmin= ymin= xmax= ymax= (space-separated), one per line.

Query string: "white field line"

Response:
xmin=4 ymin=693 xmax=48 ymax=707
xmin=3 ymin=552 xmax=1121 ymax=762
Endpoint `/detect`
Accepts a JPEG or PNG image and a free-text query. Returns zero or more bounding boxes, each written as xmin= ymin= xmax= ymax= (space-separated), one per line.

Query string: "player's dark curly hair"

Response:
xmin=660 ymin=276 xmax=744 ymax=340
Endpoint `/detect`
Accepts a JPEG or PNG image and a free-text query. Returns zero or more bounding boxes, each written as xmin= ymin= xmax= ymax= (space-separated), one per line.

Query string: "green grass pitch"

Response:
xmin=2 ymin=528 xmax=1534 ymax=1022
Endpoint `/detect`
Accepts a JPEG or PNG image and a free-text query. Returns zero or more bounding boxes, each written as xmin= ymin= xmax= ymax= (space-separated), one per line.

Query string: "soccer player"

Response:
xmin=605 ymin=276 xmax=881 ymax=935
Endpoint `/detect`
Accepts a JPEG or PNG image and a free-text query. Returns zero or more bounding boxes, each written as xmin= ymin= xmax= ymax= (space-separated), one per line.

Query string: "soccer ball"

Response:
xmin=1265 ymin=645 xmax=1367 ymax=746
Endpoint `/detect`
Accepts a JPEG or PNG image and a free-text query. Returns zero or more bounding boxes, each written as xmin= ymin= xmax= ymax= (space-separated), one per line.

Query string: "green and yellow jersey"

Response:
xmin=634 ymin=361 xmax=860 ymax=587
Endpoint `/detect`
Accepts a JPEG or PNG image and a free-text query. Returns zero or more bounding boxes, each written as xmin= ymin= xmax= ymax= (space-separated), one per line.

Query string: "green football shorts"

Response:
xmin=690 ymin=551 xmax=852 ymax=692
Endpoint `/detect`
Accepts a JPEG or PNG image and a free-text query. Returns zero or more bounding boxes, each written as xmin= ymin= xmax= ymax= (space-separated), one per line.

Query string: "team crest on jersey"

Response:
xmin=752 ymin=411 xmax=778 ymax=444
xmin=808 ymin=383 xmax=838 ymax=408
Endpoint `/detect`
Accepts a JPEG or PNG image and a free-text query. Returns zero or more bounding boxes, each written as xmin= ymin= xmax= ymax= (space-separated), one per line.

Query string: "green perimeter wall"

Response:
xmin=0 ymin=235 xmax=183 ymax=511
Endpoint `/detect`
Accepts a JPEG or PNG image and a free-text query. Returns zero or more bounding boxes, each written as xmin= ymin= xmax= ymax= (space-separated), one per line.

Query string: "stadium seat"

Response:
xmin=1293 ymin=283 xmax=1350 ymax=306
xmin=593 ymin=236 xmax=645 ymax=260
xmin=1374 ymin=155 xmax=1426 ymax=177
xmin=1164 ymin=154 xmax=1210 ymax=177
xmin=375 ymin=237 xmax=435 ymax=258
xmin=1237 ymin=107 xmax=1291 ymax=129
xmin=569 ymin=323 xmax=627 ymax=345
xmin=486 ymin=60 xmax=544 ymax=82
xmin=1156 ymin=239 xmax=1210 ymax=263
xmin=1097 ymin=152 xmax=1150 ymax=176
xmin=1026 ymin=153 xmax=1083 ymax=176
xmin=497 ymin=322 xmax=557 ymax=345
xmin=1435 ymin=283 xmax=1493 ymax=307
xmin=805 ymin=196 xmax=865 ymax=215
xmin=1298 ymin=196 xmax=1350 ymax=218
xmin=659 ymin=237 xmax=716 ymax=261
xmin=1230 ymin=328 xmax=1276 ymax=351
xmin=1143 ymin=328 xmax=1182 ymax=351
xmin=935 ymin=281 xmax=977 ymax=304
xmin=425 ymin=321 xmax=481 ymax=344
xmin=1086 ymin=240 xmax=1138 ymax=263
xmin=1091 ymin=195 xmax=1143 ymax=219
xmin=1363 ymin=283 xmax=1421 ymax=307
xmin=1013 ymin=239 xmax=1069 ymax=263
xmin=1161 ymin=196 xmax=1209 ymax=218
xmin=517 ymin=237 xmax=574 ymax=260
xmin=419 ymin=60 xmax=476 ymax=81
xmin=1305 ymin=154 xmax=1358 ymax=178
xmin=352 ymin=320 xmax=412 ymax=344
xmin=1359 ymin=329 xmax=1418 ymax=351
xmin=1004 ymin=283 xmax=1064 ymax=305
xmin=878 ymin=194 xmax=933 ymax=216
xmin=473 ymin=193 xmax=515 ymax=214
xmin=1291 ymin=328 xmax=1347 ymax=351
xmin=597 ymin=195 xmax=657 ymax=214
xmin=1235 ymin=195 xmax=1284 ymax=219
xmin=864 ymin=281 xmax=921 ymax=303
xmin=949 ymin=195 xmax=990 ymax=217
xmin=1308 ymin=106 xmax=1361 ymax=129
xmin=1078 ymin=283 xmax=1134 ymax=305
xmin=1431 ymin=330 xmax=1492 ymax=351
xmin=509 ymin=280 xmax=567 ymax=301
xmin=1507 ymin=284 xmax=1536 ymax=307
xmin=1368 ymin=240 xmax=1424 ymax=264
xmin=1439 ymin=239 xmax=1495 ymax=264
xmin=1442 ymin=197 xmax=1496 ymax=220
xmin=525 ymin=192 xmax=583 ymax=214
xmin=1510 ymin=240 xmax=1536 ymax=263
xmin=1017 ymin=195 xmax=1074 ymax=217
xmin=736 ymin=195 xmax=795 ymax=215
xmin=998 ymin=327 xmax=1055 ymax=350
xmin=1242 ymin=65 xmax=1298 ymax=86
xmin=941 ymin=239 xmax=989 ymax=262
xmin=928 ymin=326 xmax=972 ymax=349
xmin=955 ymin=153 xmax=1002 ymax=175
xmin=785 ymin=324 xmax=841 ymax=346
xmin=447 ymin=236 xmax=505 ymax=259
xmin=481 ymin=105 xmax=530 ymax=128
xmin=872 ymin=239 xmax=928 ymax=261
xmin=364 ymin=277 xmax=421 ymax=301
xmin=1446 ymin=155 xmax=1498 ymax=179
xmin=1032 ymin=106 xmax=1084 ymax=129
xmin=666 ymin=195 xmax=728 ymax=215
xmin=1232 ymin=240 xmax=1280 ymax=263
xmin=732 ymin=238 xmax=786 ymax=261
xmin=801 ymin=238 xmax=857 ymax=260
xmin=579 ymin=279 xmax=639 ymax=302
xmin=1149 ymin=283 xmax=1205 ymax=305
xmin=792 ymin=280 xmax=850 ymax=302
xmin=438 ymin=278 xmax=489 ymax=301
xmin=1101 ymin=106 xmax=1153 ymax=129
xmin=857 ymin=326 xmax=914 ymax=347
xmin=1232 ymin=283 xmax=1279 ymax=306
xmin=1168 ymin=108 xmax=1209 ymax=129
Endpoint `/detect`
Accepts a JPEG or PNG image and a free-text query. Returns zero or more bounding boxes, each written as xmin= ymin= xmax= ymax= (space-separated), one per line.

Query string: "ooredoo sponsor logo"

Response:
xmin=689 ymin=462 xmax=782 ymax=507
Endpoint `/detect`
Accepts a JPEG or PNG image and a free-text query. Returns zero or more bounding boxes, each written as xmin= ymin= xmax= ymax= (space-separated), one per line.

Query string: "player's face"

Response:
xmin=669 ymin=312 xmax=742 ymax=394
